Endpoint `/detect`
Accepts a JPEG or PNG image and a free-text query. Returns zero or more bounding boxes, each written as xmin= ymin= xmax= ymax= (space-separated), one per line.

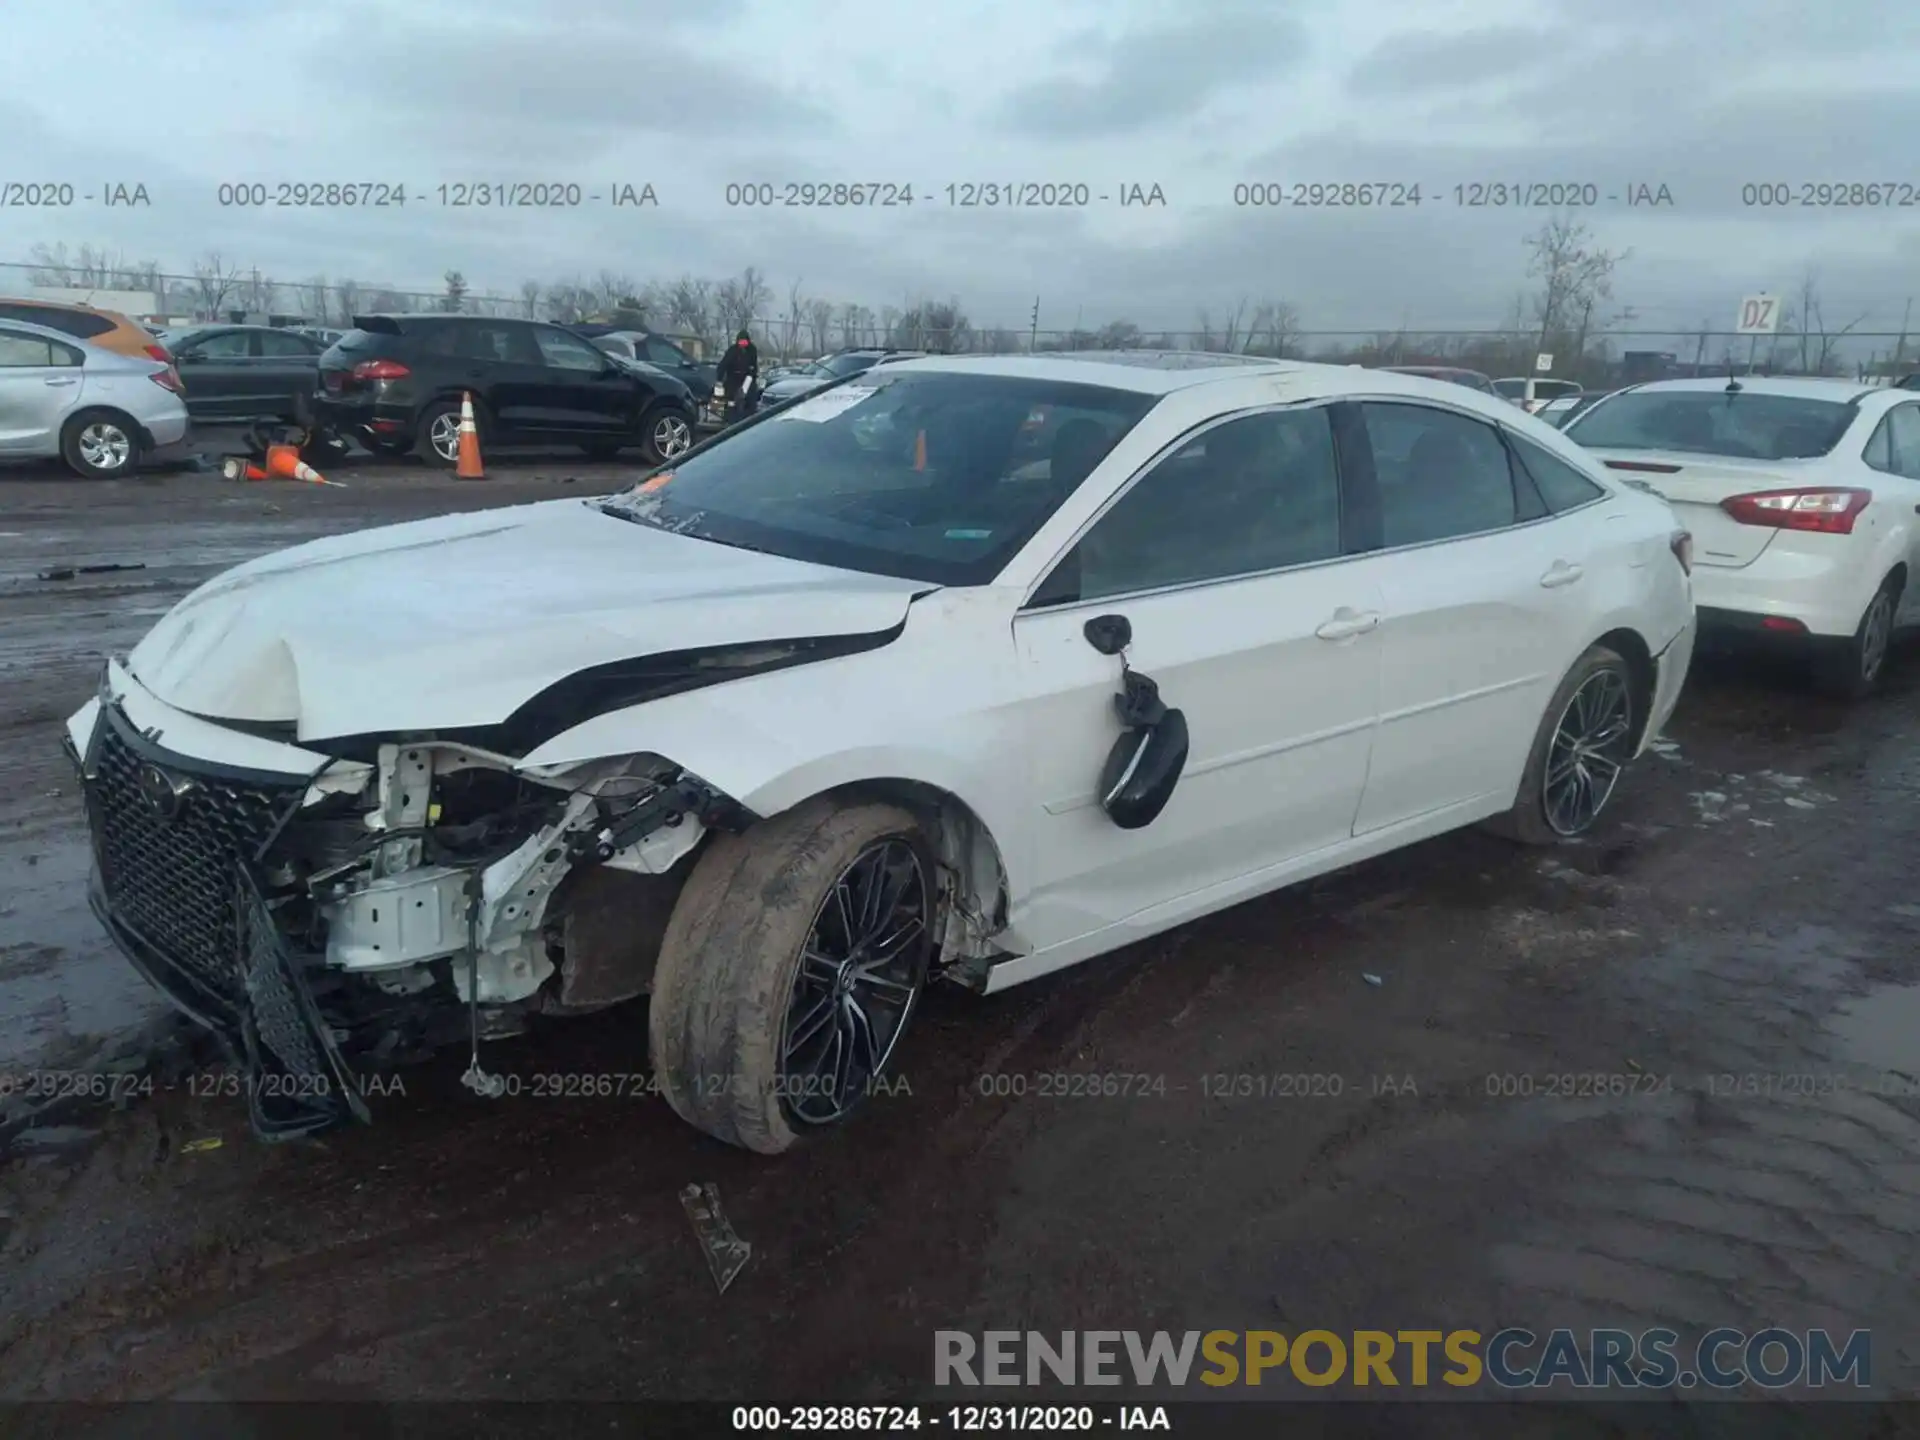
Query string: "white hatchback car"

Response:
xmin=67 ymin=354 xmax=1694 ymax=1149
xmin=0 ymin=317 xmax=190 ymax=477
xmin=1564 ymin=377 xmax=1920 ymax=696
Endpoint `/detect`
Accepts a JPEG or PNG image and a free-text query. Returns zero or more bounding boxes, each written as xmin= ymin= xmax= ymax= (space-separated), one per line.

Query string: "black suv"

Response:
xmin=314 ymin=315 xmax=698 ymax=465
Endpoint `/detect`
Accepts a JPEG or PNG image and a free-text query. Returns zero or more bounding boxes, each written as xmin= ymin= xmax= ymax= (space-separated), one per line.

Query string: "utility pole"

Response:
xmin=1030 ymin=297 xmax=1040 ymax=354
xmin=1895 ymin=297 xmax=1912 ymax=369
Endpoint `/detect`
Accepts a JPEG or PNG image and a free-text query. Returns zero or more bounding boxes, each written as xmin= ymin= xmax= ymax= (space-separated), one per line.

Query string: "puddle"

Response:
xmin=1826 ymin=982 xmax=1920 ymax=1076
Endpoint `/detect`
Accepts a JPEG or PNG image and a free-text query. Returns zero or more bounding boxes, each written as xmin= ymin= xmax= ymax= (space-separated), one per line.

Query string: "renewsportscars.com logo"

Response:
xmin=933 ymin=1328 xmax=1873 ymax=1390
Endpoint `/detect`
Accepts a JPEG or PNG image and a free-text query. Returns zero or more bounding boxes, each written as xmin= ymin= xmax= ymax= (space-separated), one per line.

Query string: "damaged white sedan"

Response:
xmin=68 ymin=353 xmax=1695 ymax=1150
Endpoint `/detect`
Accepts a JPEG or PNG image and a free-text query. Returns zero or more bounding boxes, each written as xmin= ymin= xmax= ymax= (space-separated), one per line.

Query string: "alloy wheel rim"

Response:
xmin=1860 ymin=592 xmax=1893 ymax=682
xmin=79 ymin=423 xmax=131 ymax=471
xmin=430 ymin=413 xmax=461 ymax=460
xmin=1544 ymin=668 xmax=1633 ymax=836
xmin=655 ymin=415 xmax=691 ymax=457
xmin=779 ymin=838 xmax=931 ymax=1126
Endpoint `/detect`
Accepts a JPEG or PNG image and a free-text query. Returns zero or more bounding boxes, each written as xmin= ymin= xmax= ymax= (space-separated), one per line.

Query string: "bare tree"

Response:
xmin=779 ymin=278 xmax=806 ymax=360
xmin=26 ymin=241 xmax=74 ymax=285
xmin=878 ymin=305 xmax=901 ymax=349
xmin=981 ymin=326 xmax=1018 ymax=355
xmin=191 ymin=252 xmax=243 ymax=319
xmin=667 ymin=276 xmax=714 ymax=344
xmin=519 ymin=279 xmax=543 ymax=319
xmin=836 ymin=302 xmax=874 ymax=349
xmin=1094 ymin=319 xmax=1143 ymax=349
xmin=1247 ymin=301 xmax=1302 ymax=358
xmin=1523 ymin=214 xmax=1628 ymax=366
xmin=806 ymin=298 xmax=835 ymax=355
xmin=333 ymin=279 xmax=362 ymax=326
xmin=715 ymin=266 xmax=772 ymax=339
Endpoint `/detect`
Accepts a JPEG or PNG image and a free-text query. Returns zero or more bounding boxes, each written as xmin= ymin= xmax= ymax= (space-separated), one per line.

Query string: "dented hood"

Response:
xmin=127 ymin=498 xmax=927 ymax=740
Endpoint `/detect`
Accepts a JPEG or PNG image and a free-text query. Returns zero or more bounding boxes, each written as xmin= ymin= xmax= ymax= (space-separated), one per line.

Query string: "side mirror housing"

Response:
xmin=1098 ymin=708 xmax=1189 ymax=829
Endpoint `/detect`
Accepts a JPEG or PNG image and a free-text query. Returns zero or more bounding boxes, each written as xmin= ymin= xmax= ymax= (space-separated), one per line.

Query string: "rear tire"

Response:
xmin=647 ymin=797 xmax=935 ymax=1154
xmin=1488 ymin=644 xmax=1638 ymax=846
xmin=414 ymin=400 xmax=471 ymax=467
xmin=1810 ymin=574 xmax=1900 ymax=700
xmin=60 ymin=410 xmax=142 ymax=478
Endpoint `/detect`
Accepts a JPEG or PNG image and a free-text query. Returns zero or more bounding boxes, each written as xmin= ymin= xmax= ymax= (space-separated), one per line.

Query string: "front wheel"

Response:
xmin=1490 ymin=645 xmax=1638 ymax=845
xmin=647 ymin=798 xmax=935 ymax=1153
xmin=642 ymin=404 xmax=694 ymax=465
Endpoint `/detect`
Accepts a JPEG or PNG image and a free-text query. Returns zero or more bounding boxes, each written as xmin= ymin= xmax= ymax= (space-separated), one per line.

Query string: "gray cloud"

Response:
xmin=997 ymin=2 xmax=1310 ymax=138
xmin=1345 ymin=27 xmax=1555 ymax=97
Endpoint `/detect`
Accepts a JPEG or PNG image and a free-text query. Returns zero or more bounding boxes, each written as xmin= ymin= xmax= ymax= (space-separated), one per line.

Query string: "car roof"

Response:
xmin=880 ymin=350 xmax=1319 ymax=394
xmin=1617 ymin=375 xmax=1883 ymax=403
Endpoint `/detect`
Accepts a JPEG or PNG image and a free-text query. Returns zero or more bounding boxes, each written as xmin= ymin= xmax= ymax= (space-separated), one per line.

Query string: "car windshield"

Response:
xmin=823 ymin=353 xmax=877 ymax=376
xmin=598 ymin=370 xmax=1157 ymax=585
xmin=1565 ymin=391 xmax=1855 ymax=461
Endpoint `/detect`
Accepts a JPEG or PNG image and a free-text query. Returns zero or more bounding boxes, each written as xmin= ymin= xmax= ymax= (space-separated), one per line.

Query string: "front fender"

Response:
xmin=517 ymin=647 xmax=1034 ymax=902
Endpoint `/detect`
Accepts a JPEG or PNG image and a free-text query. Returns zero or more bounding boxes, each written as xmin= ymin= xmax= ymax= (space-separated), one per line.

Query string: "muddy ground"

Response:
xmin=1 ymin=448 xmax=1916 ymax=1422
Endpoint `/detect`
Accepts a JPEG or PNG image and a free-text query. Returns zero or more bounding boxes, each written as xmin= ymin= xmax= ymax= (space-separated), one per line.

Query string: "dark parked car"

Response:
xmin=163 ymin=324 xmax=325 ymax=424
xmin=759 ymin=348 xmax=927 ymax=405
xmin=568 ymin=325 xmax=717 ymax=393
xmin=313 ymin=315 xmax=698 ymax=465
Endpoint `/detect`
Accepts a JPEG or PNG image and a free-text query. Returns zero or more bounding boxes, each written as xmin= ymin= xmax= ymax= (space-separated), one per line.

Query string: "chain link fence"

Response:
xmin=5 ymin=259 xmax=1913 ymax=384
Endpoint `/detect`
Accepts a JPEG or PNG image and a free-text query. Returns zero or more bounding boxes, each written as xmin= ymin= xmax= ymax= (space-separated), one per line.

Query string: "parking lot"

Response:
xmin=1 ymin=447 xmax=1917 ymax=1408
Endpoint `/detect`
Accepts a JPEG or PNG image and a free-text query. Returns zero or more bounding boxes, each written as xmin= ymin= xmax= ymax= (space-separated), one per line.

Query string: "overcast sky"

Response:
xmin=4 ymin=0 xmax=1919 ymax=341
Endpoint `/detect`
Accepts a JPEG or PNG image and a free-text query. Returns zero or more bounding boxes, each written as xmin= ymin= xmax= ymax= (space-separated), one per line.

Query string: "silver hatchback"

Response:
xmin=0 ymin=317 xmax=191 ymax=477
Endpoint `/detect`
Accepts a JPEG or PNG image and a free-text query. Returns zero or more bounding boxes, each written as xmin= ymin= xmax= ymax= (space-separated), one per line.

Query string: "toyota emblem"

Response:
xmin=139 ymin=763 xmax=199 ymax=821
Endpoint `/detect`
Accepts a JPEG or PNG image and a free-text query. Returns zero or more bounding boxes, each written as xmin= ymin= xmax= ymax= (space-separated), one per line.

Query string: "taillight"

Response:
xmin=350 ymin=359 xmax=410 ymax=381
xmin=144 ymin=343 xmax=171 ymax=363
xmin=1721 ymin=487 xmax=1871 ymax=535
xmin=1670 ymin=529 xmax=1692 ymax=574
xmin=149 ymin=367 xmax=184 ymax=394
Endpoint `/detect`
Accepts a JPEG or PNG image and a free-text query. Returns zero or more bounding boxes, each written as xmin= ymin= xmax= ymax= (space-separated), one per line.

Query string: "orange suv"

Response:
xmin=0 ymin=297 xmax=170 ymax=363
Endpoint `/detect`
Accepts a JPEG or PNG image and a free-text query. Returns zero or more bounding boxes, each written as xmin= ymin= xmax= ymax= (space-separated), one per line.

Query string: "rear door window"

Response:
xmin=1361 ymin=402 xmax=1519 ymax=546
xmin=0 ymin=305 xmax=114 ymax=339
xmin=0 ymin=330 xmax=81 ymax=366
xmin=1506 ymin=431 xmax=1608 ymax=512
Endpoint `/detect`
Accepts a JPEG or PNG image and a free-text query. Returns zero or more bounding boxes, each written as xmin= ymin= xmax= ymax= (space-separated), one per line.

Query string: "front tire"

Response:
xmin=1810 ymin=574 xmax=1900 ymax=700
xmin=1491 ymin=644 xmax=1638 ymax=845
xmin=647 ymin=798 xmax=935 ymax=1153
xmin=641 ymin=404 xmax=694 ymax=465
xmin=60 ymin=410 xmax=141 ymax=478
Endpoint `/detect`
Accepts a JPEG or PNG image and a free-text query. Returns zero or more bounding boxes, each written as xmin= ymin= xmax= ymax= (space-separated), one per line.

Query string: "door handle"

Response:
xmin=1315 ymin=608 xmax=1380 ymax=640
xmin=1540 ymin=561 xmax=1584 ymax=588
xmin=44 ymin=376 xmax=78 ymax=387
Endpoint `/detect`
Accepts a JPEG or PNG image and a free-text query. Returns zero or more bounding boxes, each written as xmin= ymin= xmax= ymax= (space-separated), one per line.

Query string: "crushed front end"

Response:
xmin=69 ymin=661 xmax=746 ymax=1141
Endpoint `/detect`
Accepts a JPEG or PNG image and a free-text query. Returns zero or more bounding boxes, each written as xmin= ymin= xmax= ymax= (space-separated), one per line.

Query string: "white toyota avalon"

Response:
xmin=67 ymin=352 xmax=1696 ymax=1151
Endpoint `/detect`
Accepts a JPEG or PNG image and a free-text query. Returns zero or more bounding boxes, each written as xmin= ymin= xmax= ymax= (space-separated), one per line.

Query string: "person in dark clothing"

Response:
xmin=716 ymin=329 xmax=759 ymax=417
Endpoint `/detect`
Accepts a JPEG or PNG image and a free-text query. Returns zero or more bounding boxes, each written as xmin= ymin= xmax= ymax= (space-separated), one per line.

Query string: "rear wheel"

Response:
xmin=647 ymin=798 xmax=935 ymax=1153
xmin=414 ymin=400 xmax=471 ymax=467
xmin=1490 ymin=645 xmax=1638 ymax=845
xmin=1810 ymin=574 xmax=1900 ymax=700
xmin=60 ymin=410 xmax=141 ymax=478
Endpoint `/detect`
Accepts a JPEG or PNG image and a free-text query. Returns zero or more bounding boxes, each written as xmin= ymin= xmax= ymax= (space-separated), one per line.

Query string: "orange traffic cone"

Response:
xmin=456 ymin=393 xmax=485 ymax=479
xmin=265 ymin=443 xmax=334 ymax=485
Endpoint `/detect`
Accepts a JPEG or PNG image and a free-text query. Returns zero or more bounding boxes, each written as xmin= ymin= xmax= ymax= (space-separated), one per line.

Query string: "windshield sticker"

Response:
xmin=775 ymin=385 xmax=878 ymax=423
xmin=944 ymin=528 xmax=993 ymax=540
xmin=638 ymin=471 xmax=674 ymax=493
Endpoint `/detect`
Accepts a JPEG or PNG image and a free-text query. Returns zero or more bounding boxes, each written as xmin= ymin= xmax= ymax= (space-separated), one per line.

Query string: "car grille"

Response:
xmin=85 ymin=708 xmax=305 ymax=1004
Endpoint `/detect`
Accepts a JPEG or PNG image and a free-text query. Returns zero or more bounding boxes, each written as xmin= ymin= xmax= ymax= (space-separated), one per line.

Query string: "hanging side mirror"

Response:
xmin=1099 ymin=708 xmax=1189 ymax=829
xmin=1095 ymin=668 xmax=1188 ymax=829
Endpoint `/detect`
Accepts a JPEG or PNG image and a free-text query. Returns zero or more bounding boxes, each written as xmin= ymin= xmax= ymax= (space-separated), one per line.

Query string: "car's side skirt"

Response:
xmin=977 ymin=792 xmax=1507 ymax=994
